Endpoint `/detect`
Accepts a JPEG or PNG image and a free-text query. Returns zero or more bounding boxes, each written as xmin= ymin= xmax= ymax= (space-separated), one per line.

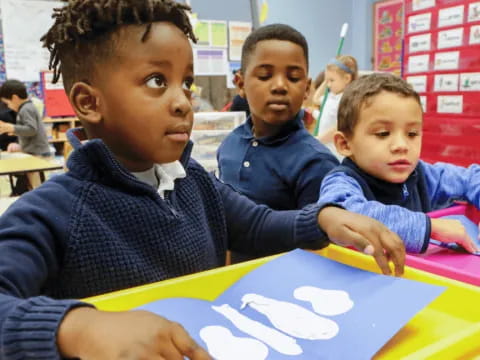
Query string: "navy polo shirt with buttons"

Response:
xmin=217 ymin=110 xmax=339 ymax=210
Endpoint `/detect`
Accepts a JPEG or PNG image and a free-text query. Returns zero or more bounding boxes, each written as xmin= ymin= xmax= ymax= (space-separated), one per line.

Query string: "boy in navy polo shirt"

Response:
xmin=217 ymin=24 xmax=339 ymax=261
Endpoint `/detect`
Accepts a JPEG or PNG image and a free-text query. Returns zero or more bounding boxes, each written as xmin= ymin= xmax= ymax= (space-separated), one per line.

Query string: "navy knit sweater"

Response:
xmin=0 ymin=131 xmax=328 ymax=359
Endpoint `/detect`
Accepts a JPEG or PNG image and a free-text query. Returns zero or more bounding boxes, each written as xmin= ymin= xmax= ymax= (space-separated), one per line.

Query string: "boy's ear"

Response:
xmin=69 ymin=82 xmax=102 ymax=125
xmin=304 ymin=78 xmax=312 ymax=101
xmin=333 ymin=131 xmax=353 ymax=157
xmin=237 ymin=71 xmax=246 ymax=98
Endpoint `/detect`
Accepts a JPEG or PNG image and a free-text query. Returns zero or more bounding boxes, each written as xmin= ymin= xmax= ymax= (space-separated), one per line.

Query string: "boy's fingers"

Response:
xmin=170 ymin=323 xmax=212 ymax=360
xmin=462 ymin=235 xmax=478 ymax=254
xmin=380 ymin=230 xmax=405 ymax=276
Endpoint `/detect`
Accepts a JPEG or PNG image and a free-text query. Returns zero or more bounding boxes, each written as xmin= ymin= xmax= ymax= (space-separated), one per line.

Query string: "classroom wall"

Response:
xmin=188 ymin=0 xmax=379 ymax=78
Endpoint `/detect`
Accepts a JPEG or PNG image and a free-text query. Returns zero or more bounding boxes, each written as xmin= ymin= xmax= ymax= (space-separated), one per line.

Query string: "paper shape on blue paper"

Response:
xmin=136 ymin=249 xmax=445 ymax=359
xmin=200 ymin=325 xmax=269 ymax=360
xmin=293 ymin=286 xmax=354 ymax=316
xmin=240 ymin=293 xmax=339 ymax=340
xmin=430 ymin=214 xmax=480 ymax=255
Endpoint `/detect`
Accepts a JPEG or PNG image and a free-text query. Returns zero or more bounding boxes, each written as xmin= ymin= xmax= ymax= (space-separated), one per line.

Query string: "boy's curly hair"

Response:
xmin=41 ymin=0 xmax=196 ymax=92
xmin=338 ymin=73 xmax=422 ymax=137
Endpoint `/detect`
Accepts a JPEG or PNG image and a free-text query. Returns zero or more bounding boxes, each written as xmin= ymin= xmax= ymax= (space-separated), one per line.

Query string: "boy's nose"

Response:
xmin=271 ymin=75 xmax=287 ymax=94
xmin=390 ymin=135 xmax=408 ymax=153
xmin=170 ymin=89 xmax=192 ymax=116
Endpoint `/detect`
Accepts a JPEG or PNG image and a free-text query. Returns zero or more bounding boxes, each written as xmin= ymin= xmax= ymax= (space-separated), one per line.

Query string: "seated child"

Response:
xmin=217 ymin=24 xmax=339 ymax=212
xmin=319 ymin=73 xmax=479 ymax=254
xmin=0 ymin=79 xmax=50 ymax=156
xmin=316 ymin=55 xmax=358 ymax=160
xmin=0 ymin=2 xmax=405 ymax=359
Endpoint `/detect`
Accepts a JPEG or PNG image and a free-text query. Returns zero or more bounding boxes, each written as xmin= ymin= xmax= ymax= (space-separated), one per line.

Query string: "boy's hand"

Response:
xmin=0 ymin=121 xmax=14 ymax=135
xmin=431 ymin=218 xmax=478 ymax=253
xmin=7 ymin=142 xmax=21 ymax=152
xmin=58 ymin=307 xmax=212 ymax=360
xmin=318 ymin=207 xmax=405 ymax=276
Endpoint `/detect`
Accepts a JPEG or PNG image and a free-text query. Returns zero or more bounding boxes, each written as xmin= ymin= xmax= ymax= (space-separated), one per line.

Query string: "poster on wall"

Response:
xmin=373 ymin=0 xmax=404 ymax=76
xmin=228 ymin=21 xmax=252 ymax=61
xmin=0 ymin=0 xmax=62 ymax=82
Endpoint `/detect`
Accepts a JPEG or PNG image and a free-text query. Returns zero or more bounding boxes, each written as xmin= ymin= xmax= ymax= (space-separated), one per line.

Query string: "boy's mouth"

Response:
xmin=266 ymin=99 xmax=289 ymax=111
xmin=388 ymin=159 xmax=412 ymax=170
xmin=166 ymin=124 xmax=190 ymax=142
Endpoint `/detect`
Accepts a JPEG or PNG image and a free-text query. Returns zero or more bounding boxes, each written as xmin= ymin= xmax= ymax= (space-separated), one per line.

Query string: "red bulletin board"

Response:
xmin=41 ymin=71 xmax=76 ymax=118
xmin=403 ymin=0 xmax=480 ymax=166
xmin=373 ymin=0 xmax=404 ymax=76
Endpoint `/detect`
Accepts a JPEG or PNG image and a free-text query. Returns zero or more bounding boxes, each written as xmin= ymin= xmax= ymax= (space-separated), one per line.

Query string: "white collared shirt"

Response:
xmin=132 ymin=161 xmax=186 ymax=198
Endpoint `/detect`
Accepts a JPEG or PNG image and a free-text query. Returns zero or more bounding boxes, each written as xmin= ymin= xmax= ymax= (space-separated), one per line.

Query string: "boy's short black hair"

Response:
xmin=0 ymin=79 xmax=28 ymax=100
xmin=41 ymin=0 xmax=196 ymax=93
xmin=241 ymin=24 xmax=309 ymax=73
xmin=338 ymin=73 xmax=422 ymax=137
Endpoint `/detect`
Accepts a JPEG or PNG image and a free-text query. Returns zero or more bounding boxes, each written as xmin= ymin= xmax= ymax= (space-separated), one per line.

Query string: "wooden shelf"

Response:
xmin=43 ymin=117 xmax=79 ymax=124
xmin=48 ymin=138 xmax=67 ymax=143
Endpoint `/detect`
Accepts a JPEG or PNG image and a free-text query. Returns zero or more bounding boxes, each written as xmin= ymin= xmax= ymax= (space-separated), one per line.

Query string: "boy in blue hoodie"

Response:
xmin=320 ymin=73 xmax=479 ymax=254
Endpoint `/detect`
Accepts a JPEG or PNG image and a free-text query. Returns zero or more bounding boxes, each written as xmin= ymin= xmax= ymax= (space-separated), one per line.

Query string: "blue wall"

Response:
xmin=188 ymin=0 xmax=380 ymax=78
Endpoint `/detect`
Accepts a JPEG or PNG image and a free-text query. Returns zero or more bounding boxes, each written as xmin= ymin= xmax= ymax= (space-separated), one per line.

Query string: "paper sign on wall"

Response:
xmin=420 ymin=96 xmax=427 ymax=112
xmin=408 ymin=12 xmax=432 ymax=33
xmin=468 ymin=2 xmax=480 ymax=22
xmin=408 ymin=54 xmax=430 ymax=73
xmin=412 ymin=0 xmax=436 ymax=12
xmin=193 ymin=48 xmax=229 ymax=76
xmin=437 ymin=28 xmax=464 ymax=49
xmin=460 ymin=72 xmax=480 ymax=91
xmin=437 ymin=95 xmax=463 ymax=113
xmin=434 ymin=51 xmax=459 ymax=70
xmin=438 ymin=5 xmax=464 ymax=28
xmin=409 ymin=33 xmax=431 ymax=52
xmin=228 ymin=21 xmax=252 ymax=61
xmin=434 ymin=74 xmax=459 ymax=92
xmin=470 ymin=25 xmax=480 ymax=44
xmin=406 ymin=75 xmax=428 ymax=92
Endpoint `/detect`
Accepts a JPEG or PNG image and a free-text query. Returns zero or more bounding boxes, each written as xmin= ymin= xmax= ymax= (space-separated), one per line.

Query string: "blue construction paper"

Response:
xmin=430 ymin=215 xmax=480 ymax=255
xmin=137 ymin=249 xmax=445 ymax=360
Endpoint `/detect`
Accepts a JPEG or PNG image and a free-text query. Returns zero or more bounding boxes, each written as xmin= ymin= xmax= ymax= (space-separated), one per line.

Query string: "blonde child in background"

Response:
xmin=316 ymin=55 xmax=358 ymax=159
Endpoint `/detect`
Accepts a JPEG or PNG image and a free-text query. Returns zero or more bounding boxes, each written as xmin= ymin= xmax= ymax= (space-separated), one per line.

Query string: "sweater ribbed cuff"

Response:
xmin=294 ymin=203 xmax=329 ymax=247
xmin=1 ymin=296 xmax=92 ymax=360
xmin=420 ymin=215 xmax=432 ymax=253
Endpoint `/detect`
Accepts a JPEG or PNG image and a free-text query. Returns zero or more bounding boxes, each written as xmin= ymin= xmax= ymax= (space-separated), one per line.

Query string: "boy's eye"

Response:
xmin=183 ymin=77 xmax=194 ymax=90
xmin=375 ymin=131 xmax=390 ymax=138
xmin=408 ymin=131 xmax=420 ymax=137
xmin=146 ymin=75 xmax=167 ymax=89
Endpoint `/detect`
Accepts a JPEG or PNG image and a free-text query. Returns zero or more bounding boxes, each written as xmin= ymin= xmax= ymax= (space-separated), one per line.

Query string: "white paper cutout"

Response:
xmin=409 ymin=33 xmax=431 ymax=53
xmin=434 ymin=74 xmax=459 ymax=92
xmin=241 ymin=294 xmax=339 ymax=340
xmin=437 ymin=95 xmax=463 ymax=113
xmin=200 ymin=326 xmax=268 ymax=360
xmin=468 ymin=2 xmax=480 ymax=22
xmin=437 ymin=28 xmax=463 ymax=49
xmin=212 ymin=304 xmax=303 ymax=356
xmin=408 ymin=13 xmax=432 ymax=33
xmin=434 ymin=51 xmax=459 ymax=71
xmin=460 ymin=72 xmax=480 ymax=91
xmin=293 ymin=286 xmax=354 ymax=316
xmin=438 ymin=5 xmax=464 ymax=28
xmin=406 ymin=75 xmax=428 ymax=93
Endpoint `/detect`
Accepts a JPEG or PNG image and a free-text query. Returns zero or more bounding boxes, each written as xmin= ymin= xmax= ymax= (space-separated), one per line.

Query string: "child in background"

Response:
xmin=320 ymin=73 xmax=479 ymax=254
xmin=0 ymin=79 xmax=50 ymax=157
xmin=0 ymin=2 xmax=404 ymax=359
xmin=302 ymin=71 xmax=325 ymax=133
xmin=216 ymin=24 xmax=339 ymax=261
xmin=316 ymin=55 xmax=358 ymax=159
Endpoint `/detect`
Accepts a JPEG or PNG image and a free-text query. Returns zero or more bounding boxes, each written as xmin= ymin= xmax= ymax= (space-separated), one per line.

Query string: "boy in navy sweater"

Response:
xmin=0 ymin=2 xmax=405 ymax=359
xmin=319 ymin=73 xmax=479 ymax=254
